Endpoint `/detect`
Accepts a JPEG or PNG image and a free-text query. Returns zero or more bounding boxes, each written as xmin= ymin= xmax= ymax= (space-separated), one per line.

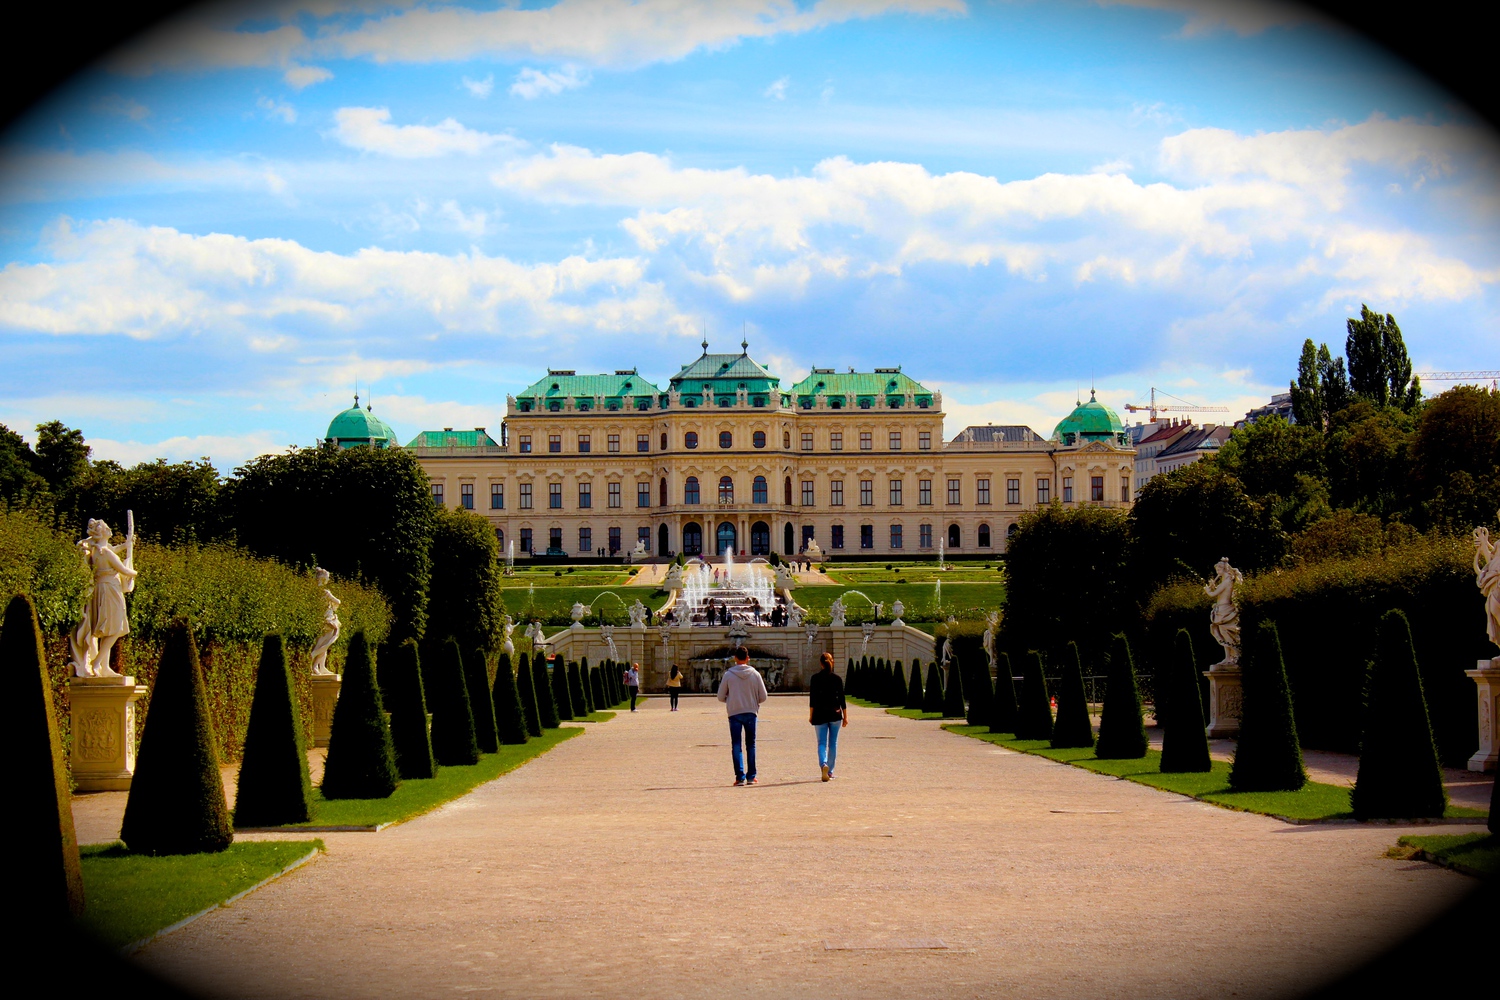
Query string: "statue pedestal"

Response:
xmin=310 ymin=673 xmax=342 ymax=748
xmin=1465 ymin=659 xmax=1500 ymax=773
xmin=1204 ymin=666 xmax=1242 ymax=739
xmin=69 ymin=675 xmax=147 ymax=791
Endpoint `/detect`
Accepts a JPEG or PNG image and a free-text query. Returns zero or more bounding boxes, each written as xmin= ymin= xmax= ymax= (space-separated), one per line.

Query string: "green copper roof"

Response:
xmin=516 ymin=370 xmax=663 ymax=403
xmin=326 ymin=398 xmax=398 ymax=448
xmin=406 ymin=428 xmax=500 ymax=449
xmin=789 ymin=368 xmax=932 ymax=398
xmin=669 ymin=346 xmax=781 ymax=396
xmin=1050 ymin=392 xmax=1125 ymax=442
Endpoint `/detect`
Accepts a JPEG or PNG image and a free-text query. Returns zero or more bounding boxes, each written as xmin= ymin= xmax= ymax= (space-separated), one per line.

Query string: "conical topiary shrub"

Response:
xmin=611 ymin=660 xmax=625 ymax=705
xmin=883 ymin=660 xmax=899 ymax=706
xmin=1015 ymin=651 xmax=1053 ymax=740
xmin=233 ymin=634 xmax=313 ymax=827
xmin=569 ymin=660 xmax=590 ymax=716
xmin=1351 ymin=610 xmax=1447 ymax=819
xmin=941 ymin=655 xmax=966 ymax=719
xmin=1160 ymin=630 xmax=1211 ymax=773
xmin=1050 ymin=642 xmax=1095 ymax=749
xmin=601 ymin=660 xmax=617 ymax=707
xmin=320 ymin=631 xmax=399 ymax=799
xmin=429 ymin=639 xmax=480 ymax=766
xmin=385 ymin=639 xmax=435 ymax=779
xmin=1229 ymin=621 xmax=1306 ymax=792
xmin=121 ymin=619 xmax=233 ymax=853
xmin=533 ymin=653 xmax=560 ymax=728
xmin=492 ymin=652 xmax=530 ymax=746
xmin=466 ymin=647 xmax=500 ymax=754
xmin=1096 ymin=633 xmax=1147 ymax=759
xmin=965 ymin=653 xmax=993 ymax=727
xmin=922 ymin=661 xmax=944 ymax=714
xmin=905 ymin=660 xmax=924 ymax=710
xmin=6 ymin=593 xmax=84 ymax=915
xmin=590 ymin=664 xmax=607 ymax=711
xmin=550 ymin=656 xmax=573 ymax=721
xmin=516 ymin=652 xmax=544 ymax=737
xmin=989 ymin=652 xmax=1018 ymax=735
xmin=846 ymin=659 xmax=857 ymax=698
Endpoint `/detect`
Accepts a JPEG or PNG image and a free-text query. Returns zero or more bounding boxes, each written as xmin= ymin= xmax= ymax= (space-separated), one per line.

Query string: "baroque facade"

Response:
xmin=390 ymin=343 xmax=1135 ymax=559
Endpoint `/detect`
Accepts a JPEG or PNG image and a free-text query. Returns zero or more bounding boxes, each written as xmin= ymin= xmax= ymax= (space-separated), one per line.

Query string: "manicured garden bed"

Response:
xmin=80 ymin=840 xmax=322 ymax=950
xmin=499 ymin=585 xmax=667 ymax=622
xmin=1392 ymin=832 xmax=1498 ymax=877
xmin=794 ymin=582 xmax=1006 ymax=620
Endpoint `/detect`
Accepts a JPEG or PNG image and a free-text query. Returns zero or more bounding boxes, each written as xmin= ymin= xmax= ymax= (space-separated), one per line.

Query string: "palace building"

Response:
xmin=373 ymin=342 xmax=1135 ymax=560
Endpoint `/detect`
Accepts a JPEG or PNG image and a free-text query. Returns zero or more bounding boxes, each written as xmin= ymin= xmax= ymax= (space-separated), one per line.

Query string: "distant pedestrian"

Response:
xmin=667 ymin=664 xmax=683 ymax=711
xmin=717 ymin=647 xmax=768 ymax=786
xmin=809 ymin=652 xmax=847 ymax=781
xmin=624 ymin=662 xmax=641 ymax=712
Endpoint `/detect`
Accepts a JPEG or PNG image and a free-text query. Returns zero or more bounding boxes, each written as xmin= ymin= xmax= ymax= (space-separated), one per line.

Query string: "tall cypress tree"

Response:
xmin=551 ymin=656 xmax=574 ymax=721
xmin=905 ymin=659 xmax=924 ymax=710
xmin=516 ymin=652 xmax=544 ymax=737
xmin=492 ymin=652 xmax=530 ymax=746
xmin=569 ymin=660 xmax=590 ymax=716
xmin=965 ymin=652 xmax=993 ymax=727
xmin=466 ymin=647 xmax=500 ymax=754
xmin=121 ymin=619 xmax=234 ymax=853
xmin=590 ymin=664 xmax=607 ymax=711
xmin=429 ymin=639 xmax=480 ymax=766
xmin=234 ymin=634 xmax=314 ymax=827
xmin=922 ymin=661 xmax=944 ymax=714
xmin=1015 ymin=651 xmax=1053 ymax=741
xmin=1095 ymin=633 xmax=1147 ymax=759
xmin=940 ymin=655 xmax=966 ymax=719
xmin=989 ymin=652 xmax=1019 ymax=735
xmin=533 ymin=653 xmax=560 ymax=728
xmin=1160 ymin=630 xmax=1212 ymax=773
xmin=1229 ymin=621 xmax=1307 ymax=791
xmin=1351 ymin=610 xmax=1446 ymax=818
xmin=6 ymin=593 xmax=84 ymax=915
xmin=1050 ymin=641 xmax=1095 ymax=749
xmin=386 ymin=639 xmax=435 ymax=779
xmin=320 ymin=631 xmax=400 ymax=799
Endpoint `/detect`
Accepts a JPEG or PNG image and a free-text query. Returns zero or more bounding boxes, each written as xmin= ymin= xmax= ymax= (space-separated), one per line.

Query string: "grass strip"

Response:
xmin=288 ymin=726 xmax=584 ymax=829
xmin=1392 ymin=833 xmax=1499 ymax=878
xmin=574 ymin=710 xmax=618 ymax=723
xmin=80 ymin=840 xmax=321 ymax=950
xmin=938 ymin=724 xmax=1486 ymax=823
xmin=851 ymin=698 xmax=943 ymax=720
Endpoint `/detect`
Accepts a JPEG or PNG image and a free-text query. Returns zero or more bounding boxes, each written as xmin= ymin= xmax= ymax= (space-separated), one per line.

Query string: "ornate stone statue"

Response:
xmin=1476 ymin=517 xmax=1500 ymax=650
xmin=860 ymin=620 xmax=874 ymax=653
xmin=805 ymin=539 xmax=823 ymax=560
xmin=309 ymin=567 xmax=341 ymax=675
xmin=570 ymin=602 xmax=588 ymax=628
xmin=501 ymin=613 xmax=516 ymax=656
xmin=806 ymin=622 xmax=819 ymax=645
xmin=786 ymin=602 xmax=804 ymax=628
xmin=829 ymin=597 xmax=847 ymax=627
xmin=1204 ymin=557 xmax=1244 ymax=666
xmin=69 ymin=515 xmax=138 ymax=678
xmin=525 ymin=620 xmax=547 ymax=652
xmin=775 ymin=564 xmax=796 ymax=592
xmin=601 ymin=625 xmax=619 ymax=661
xmin=665 ymin=563 xmax=684 ymax=593
xmin=890 ymin=599 xmax=905 ymax=627
xmin=628 ymin=599 xmax=648 ymax=630
xmin=657 ymin=620 xmax=672 ymax=647
xmin=982 ymin=610 xmax=999 ymax=671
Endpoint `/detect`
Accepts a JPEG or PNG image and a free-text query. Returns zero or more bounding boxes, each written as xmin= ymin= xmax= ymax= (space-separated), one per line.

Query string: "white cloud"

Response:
xmin=87 ymin=432 xmax=293 ymax=470
xmin=258 ymin=96 xmax=297 ymax=124
xmin=284 ymin=64 xmax=333 ymax=88
xmin=331 ymin=106 xmax=519 ymax=158
xmin=93 ymin=95 xmax=150 ymax=121
xmin=462 ymin=73 xmax=495 ymax=98
xmin=438 ymin=200 xmax=491 ymax=237
xmin=510 ymin=65 xmax=589 ymax=100
xmin=764 ymin=76 xmax=789 ymax=100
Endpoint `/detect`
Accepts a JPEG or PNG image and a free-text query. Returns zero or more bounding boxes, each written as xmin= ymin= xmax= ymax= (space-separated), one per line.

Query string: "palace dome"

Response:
xmin=1051 ymin=391 xmax=1124 ymax=443
xmin=326 ymin=397 xmax=398 ymax=449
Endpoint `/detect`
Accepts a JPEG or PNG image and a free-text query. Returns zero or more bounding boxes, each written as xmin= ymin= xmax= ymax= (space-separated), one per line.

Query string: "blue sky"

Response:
xmin=1 ymin=0 xmax=1496 ymax=469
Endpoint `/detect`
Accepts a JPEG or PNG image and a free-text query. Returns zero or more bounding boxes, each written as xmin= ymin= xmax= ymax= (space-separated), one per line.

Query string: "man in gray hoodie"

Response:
xmin=717 ymin=647 xmax=769 ymax=785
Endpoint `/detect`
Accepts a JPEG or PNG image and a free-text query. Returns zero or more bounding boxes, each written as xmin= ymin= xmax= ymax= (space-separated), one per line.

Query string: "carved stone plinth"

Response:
xmin=1465 ymin=659 xmax=1500 ymax=773
xmin=69 ymin=675 xmax=147 ymax=791
xmin=310 ymin=673 xmax=342 ymax=748
xmin=1203 ymin=667 xmax=1242 ymax=739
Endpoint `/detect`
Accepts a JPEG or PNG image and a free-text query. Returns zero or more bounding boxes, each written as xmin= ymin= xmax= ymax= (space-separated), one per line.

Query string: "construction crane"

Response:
xmin=1123 ymin=387 xmax=1231 ymax=423
xmin=1415 ymin=370 xmax=1499 ymax=390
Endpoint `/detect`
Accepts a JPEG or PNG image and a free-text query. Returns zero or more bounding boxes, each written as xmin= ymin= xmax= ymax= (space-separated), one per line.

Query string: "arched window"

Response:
xmin=685 ymin=431 xmax=698 ymax=449
xmin=659 ymin=478 xmax=667 ymax=506
xmin=978 ymin=523 xmax=991 ymax=548
xmin=751 ymin=520 xmax=770 ymax=554
xmin=1007 ymin=522 xmax=1019 ymax=537
xmin=784 ymin=522 xmax=795 ymax=555
xmin=753 ymin=430 xmax=766 ymax=449
xmin=948 ymin=524 xmax=961 ymax=549
xmin=685 ymin=477 xmax=700 ymax=504
xmin=784 ymin=477 xmax=793 ymax=505
xmin=494 ymin=528 xmax=504 ymax=549
xmin=753 ymin=476 xmax=768 ymax=504
xmin=658 ymin=523 xmax=669 ymax=556
xmin=719 ymin=431 xmax=732 ymax=449
xmin=716 ymin=521 xmax=737 ymax=555
xmin=719 ymin=476 xmax=734 ymax=503
xmin=661 ymin=432 xmax=667 ymax=450
xmin=683 ymin=522 xmax=702 ymax=555
xmin=783 ymin=430 xmax=791 ymax=448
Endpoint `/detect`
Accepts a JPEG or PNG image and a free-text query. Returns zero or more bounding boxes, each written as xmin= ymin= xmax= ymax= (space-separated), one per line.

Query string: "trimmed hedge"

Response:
xmin=428 ymin=639 xmax=479 ymax=766
xmin=989 ymin=652 xmax=1018 ymax=735
xmin=1351 ymin=610 xmax=1447 ymax=819
xmin=120 ymin=620 xmax=233 ymax=854
xmin=550 ymin=658 xmax=573 ymax=722
xmin=233 ymin=635 xmax=313 ymax=826
xmin=1229 ymin=622 xmax=1306 ymax=792
xmin=922 ymin=661 xmax=944 ymax=714
xmin=590 ymin=664 xmax=607 ymax=711
xmin=965 ymin=654 xmax=993 ymax=727
xmin=533 ymin=654 xmax=560 ymax=728
xmin=1095 ymin=634 xmax=1147 ymax=759
xmin=905 ymin=660 xmax=923 ymax=710
xmin=569 ymin=661 xmax=589 ymax=716
xmin=385 ymin=639 xmax=435 ymax=780
xmin=492 ymin=652 xmax=530 ymax=746
xmin=1050 ymin=642 xmax=1094 ymax=749
xmin=1015 ymin=651 xmax=1052 ymax=741
xmin=516 ymin=652 xmax=544 ymax=737
xmin=320 ymin=632 xmax=399 ymax=800
xmin=466 ymin=646 xmax=500 ymax=754
xmin=940 ymin=656 xmax=966 ymax=719
xmin=1159 ymin=630 xmax=1211 ymax=773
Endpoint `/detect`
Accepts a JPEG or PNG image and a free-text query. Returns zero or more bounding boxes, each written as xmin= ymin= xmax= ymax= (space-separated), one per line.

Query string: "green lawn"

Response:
xmin=80 ymin=840 xmax=322 ymax=950
xmin=503 ymin=566 xmax=645 ymax=587
xmin=283 ymin=727 xmax=584 ymax=829
xmin=1394 ymin=833 xmax=1499 ymax=877
xmin=499 ymin=585 xmax=670 ymax=622
xmin=826 ymin=563 xmax=1007 ymax=584
xmin=794 ymin=582 xmax=1006 ymax=621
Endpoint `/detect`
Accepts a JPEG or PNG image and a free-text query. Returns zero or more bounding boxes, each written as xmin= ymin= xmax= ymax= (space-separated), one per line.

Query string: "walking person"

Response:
xmin=809 ymin=652 xmax=847 ymax=781
xmin=667 ymin=664 xmax=683 ymax=711
xmin=717 ymin=647 xmax=768 ymax=786
xmin=624 ymin=662 xmax=641 ymax=712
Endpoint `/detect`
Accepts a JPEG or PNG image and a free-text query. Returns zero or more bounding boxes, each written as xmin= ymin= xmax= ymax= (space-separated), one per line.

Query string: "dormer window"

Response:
xmin=548 ymin=401 xmax=561 ymax=412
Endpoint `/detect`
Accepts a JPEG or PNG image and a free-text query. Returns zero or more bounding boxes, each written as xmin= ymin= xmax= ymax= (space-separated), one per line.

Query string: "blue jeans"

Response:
xmin=815 ymin=722 xmax=841 ymax=774
xmin=729 ymin=713 xmax=758 ymax=781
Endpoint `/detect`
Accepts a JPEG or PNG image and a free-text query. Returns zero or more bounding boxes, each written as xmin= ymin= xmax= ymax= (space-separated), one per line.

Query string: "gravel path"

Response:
xmin=139 ymin=696 xmax=1473 ymax=1000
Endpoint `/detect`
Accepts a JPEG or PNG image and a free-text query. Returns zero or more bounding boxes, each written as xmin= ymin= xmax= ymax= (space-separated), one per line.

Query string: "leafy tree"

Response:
xmin=492 ymin=652 xmax=530 ymax=746
xmin=1050 ymin=642 xmax=1094 ymax=749
xmin=1409 ymin=385 xmax=1500 ymax=532
xmin=1350 ymin=611 xmax=1447 ymax=819
xmin=1159 ymin=630 xmax=1211 ymax=773
xmin=1228 ymin=622 xmax=1306 ymax=792
xmin=1345 ymin=305 xmax=1419 ymax=411
xmin=385 ymin=639 xmax=435 ymax=779
xmin=6 ymin=593 xmax=84 ymax=916
xmin=233 ymin=635 xmax=314 ymax=826
xmin=120 ymin=620 xmax=234 ymax=853
xmin=989 ymin=651 xmax=1018 ymax=734
xmin=922 ymin=661 xmax=944 ymax=714
xmin=0 ymin=424 xmax=44 ymax=501
xmin=427 ymin=639 xmax=479 ymax=766
xmin=1289 ymin=510 xmax=1386 ymax=565
xmin=1325 ymin=400 xmax=1415 ymax=518
xmin=1096 ymin=633 xmax=1147 ymax=759
xmin=1129 ymin=461 xmax=1279 ymax=586
xmin=515 ymin=652 xmax=544 ymax=736
xmin=427 ymin=508 xmax=505 ymax=657
xmin=1318 ymin=344 xmax=1351 ymax=421
xmin=1014 ymin=651 xmax=1052 ymax=741
xmin=86 ymin=459 xmax=226 ymax=545
xmin=533 ymin=654 xmax=561 ymax=728
xmin=1288 ymin=339 xmax=1324 ymax=429
xmin=466 ymin=646 xmax=500 ymax=754
xmin=320 ymin=631 xmax=399 ymax=799
xmin=1215 ymin=415 xmax=1330 ymax=534
xmin=33 ymin=421 xmax=89 ymax=493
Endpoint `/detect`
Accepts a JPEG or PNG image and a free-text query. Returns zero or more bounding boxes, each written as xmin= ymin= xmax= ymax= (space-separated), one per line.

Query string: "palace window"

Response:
xmin=460 ymin=483 xmax=474 ymax=510
xmin=889 ymin=431 xmax=901 ymax=450
xmin=1037 ymin=478 xmax=1051 ymax=504
xmin=830 ymin=432 xmax=843 ymax=451
xmin=802 ymin=480 xmax=815 ymax=506
xmin=579 ymin=527 xmax=592 ymax=553
xmin=490 ymin=483 xmax=503 ymax=509
xmin=859 ymin=480 xmax=873 ymax=506
xmin=685 ymin=431 xmax=698 ymax=449
xmin=830 ymin=480 xmax=844 ymax=505
xmin=638 ymin=482 xmax=651 ymax=508
xmin=520 ymin=528 xmax=533 ymax=553
xmin=890 ymin=524 xmax=903 ymax=549
xmin=578 ymin=483 xmax=592 ymax=509
xmin=754 ymin=430 xmax=766 ymax=448
xmin=977 ymin=478 xmax=991 ymax=504
xmin=919 ymin=431 xmax=931 ymax=450
xmin=802 ymin=432 xmax=813 ymax=450
xmin=685 ymin=477 xmax=700 ymax=504
xmin=549 ymin=402 xmax=560 ymax=412
xmin=1091 ymin=475 xmax=1105 ymax=502
xmin=859 ymin=399 xmax=871 ymax=410
xmin=919 ymin=523 xmax=932 ymax=548
xmin=720 ymin=476 xmax=734 ymax=503
xmin=860 ymin=432 xmax=872 ymax=450
xmin=947 ymin=478 xmax=961 ymax=504
xmin=784 ymin=431 xmax=791 ymax=448
xmin=548 ymin=434 xmax=561 ymax=453
xmin=638 ymin=526 xmax=650 ymax=550
xmin=860 ymin=524 xmax=873 ymax=548
xmin=609 ymin=527 xmax=621 ymax=554
xmin=519 ymin=435 xmax=532 ymax=453
xmin=637 ymin=434 xmax=649 ymax=453
xmin=549 ymin=483 xmax=563 ymax=509
xmin=1007 ymin=479 xmax=1020 ymax=505
xmin=979 ymin=524 xmax=991 ymax=547
xmin=720 ymin=431 xmax=733 ymax=449
xmin=889 ymin=479 xmax=902 ymax=505
xmin=919 ymin=479 xmax=932 ymax=505
xmin=519 ymin=483 xmax=533 ymax=509
xmin=785 ymin=477 xmax=793 ymax=504
xmin=660 ymin=478 xmax=667 ymax=506
xmin=549 ymin=527 xmax=562 ymax=550
xmin=578 ymin=435 xmax=590 ymax=454
xmin=1122 ymin=476 xmax=1131 ymax=502
xmin=948 ymin=524 xmax=960 ymax=548
xmin=1062 ymin=476 xmax=1074 ymax=502
xmin=608 ymin=482 xmax=622 ymax=508
xmin=831 ymin=525 xmax=845 ymax=549
xmin=608 ymin=434 xmax=620 ymax=453
xmin=431 ymin=483 xmax=444 ymax=505
xmin=661 ymin=432 xmax=668 ymax=450
xmin=753 ymin=476 xmax=768 ymax=503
